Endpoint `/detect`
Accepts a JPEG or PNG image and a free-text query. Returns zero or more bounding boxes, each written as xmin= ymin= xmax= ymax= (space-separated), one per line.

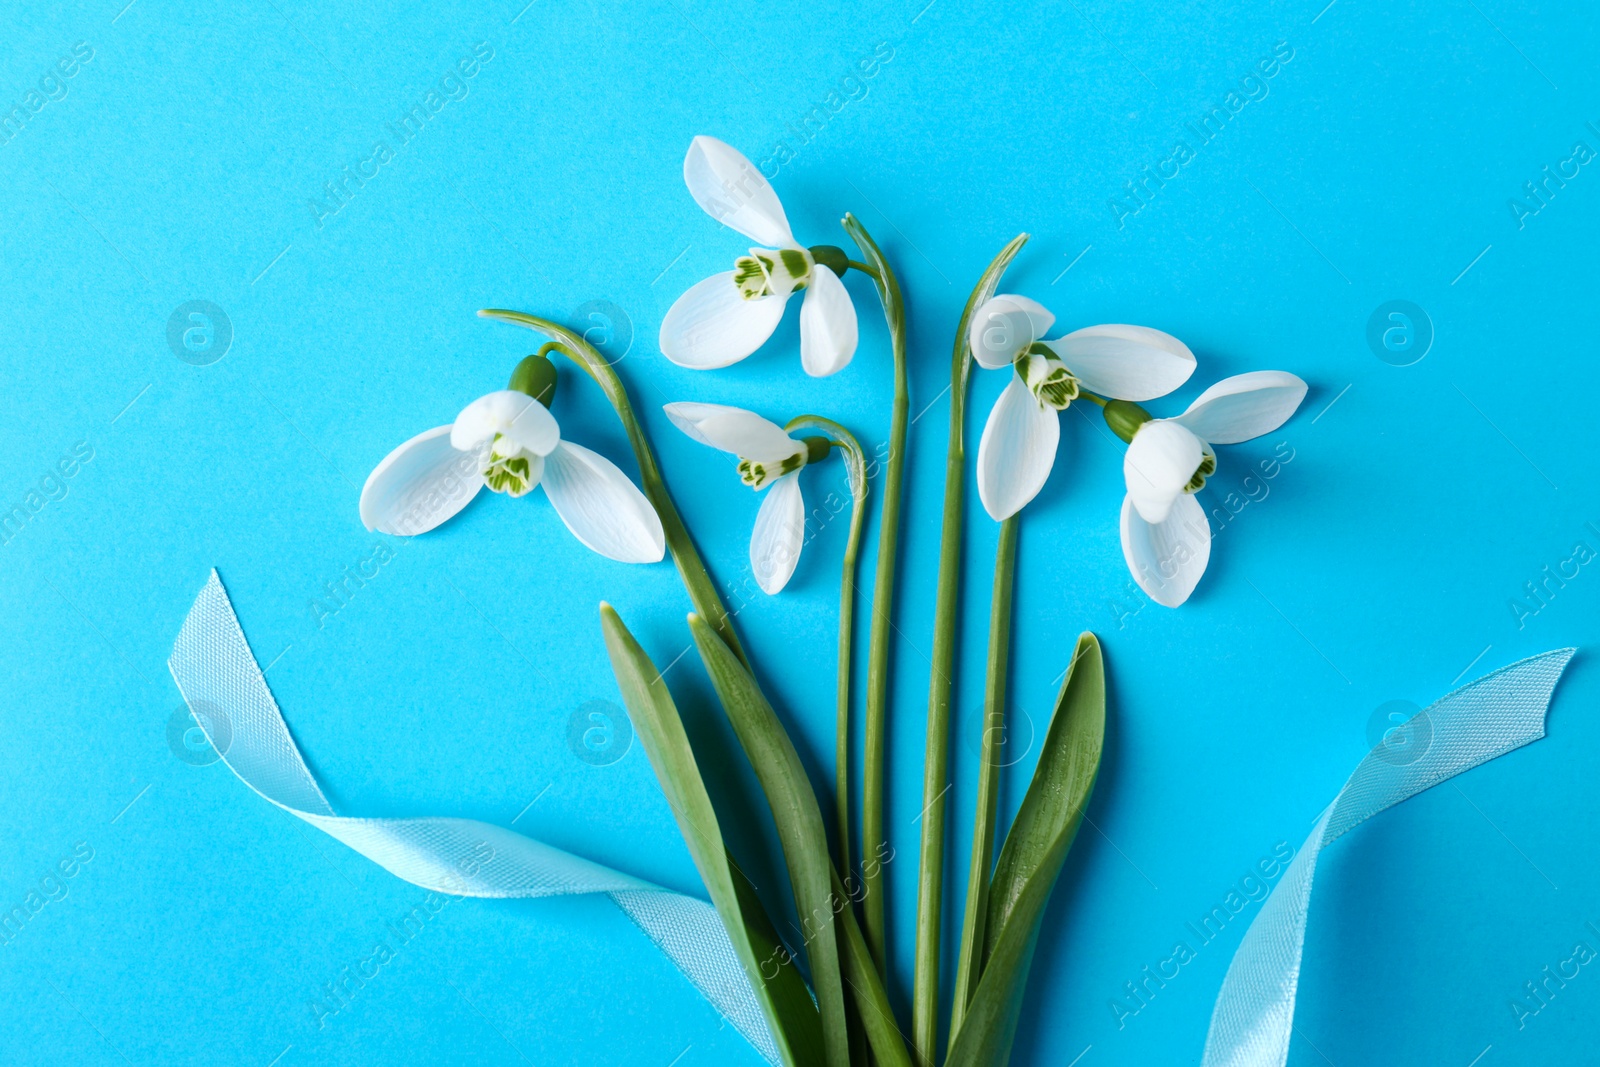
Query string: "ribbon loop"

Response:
xmin=1202 ymin=648 xmax=1575 ymax=1067
xmin=169 ymin=571 xmax=779 ymax=1064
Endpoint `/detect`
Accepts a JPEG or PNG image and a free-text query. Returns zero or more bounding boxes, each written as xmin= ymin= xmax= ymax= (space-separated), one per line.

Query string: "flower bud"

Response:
xmin=1104 ymin=399 xmax=1153 ymax=443
xmin=507 ymin=354 xmax=558 ymax=406
xmin=807 ymin=244 xmax=850 ymax=278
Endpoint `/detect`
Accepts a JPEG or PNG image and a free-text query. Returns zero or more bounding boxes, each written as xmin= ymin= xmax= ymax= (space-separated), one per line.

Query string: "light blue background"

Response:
xmin=1 ymin=0 xmax=1597 ymax=1064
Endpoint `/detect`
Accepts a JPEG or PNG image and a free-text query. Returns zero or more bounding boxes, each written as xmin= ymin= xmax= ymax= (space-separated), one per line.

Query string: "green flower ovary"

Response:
xmin=737 ymin=449 xmax=807 ymax=488
xmin=732 ymin=247 xmax=812 ymax=300
xmin=1019 ymin=352 xmax=1080 ymax=411
xmin=481 ymin=434 xmax=536 ymax=497
xmin=1184 ymin=446 xmax=1217 ymax=494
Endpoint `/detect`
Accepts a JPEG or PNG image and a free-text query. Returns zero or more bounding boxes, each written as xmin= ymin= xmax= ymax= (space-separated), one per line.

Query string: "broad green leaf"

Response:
xmin=600 ymin=604 xmax=823 ymax=1066
xmin=946 ymin=632 xmax=1105 ymax=1067
xmin=688 ymin=614 xmax=851 ymax=1067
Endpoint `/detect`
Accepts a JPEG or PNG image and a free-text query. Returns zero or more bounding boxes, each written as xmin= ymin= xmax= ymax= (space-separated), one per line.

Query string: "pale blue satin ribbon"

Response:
xmin=168 ymin=571 xmax=779 ymax=1064
xmin=1202 ymin=647 xmax=1575 ymax=1067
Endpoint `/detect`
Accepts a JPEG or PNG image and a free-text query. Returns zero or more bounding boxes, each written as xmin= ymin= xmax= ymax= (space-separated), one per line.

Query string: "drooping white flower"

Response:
xmin=1120 ymin=371 xmax=1307 ymax=606
xmin=663 ymin=401 xmax=827 ymax=594
xmin=971 ymin=294 xmax=1198 ymax=521
xmin=660 ymin=137 xmax=858 ymax=377
xmin=360 ymin=389 xmax=665 ymax=563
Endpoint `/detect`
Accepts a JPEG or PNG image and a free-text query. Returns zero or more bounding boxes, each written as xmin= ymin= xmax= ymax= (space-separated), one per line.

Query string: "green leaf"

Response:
xmin=600 ymin=604 xmax=823 ymax=1066
xmin=946 ymin=633 xmax=1106 ymax=1067
xmin=688 ymin=614 xmax=851 ymax=1067
xmin=832 ymin=870 xmax=913 ymax=1067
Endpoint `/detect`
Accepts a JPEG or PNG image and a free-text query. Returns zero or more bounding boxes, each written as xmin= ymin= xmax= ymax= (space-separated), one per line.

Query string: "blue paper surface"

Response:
xmin=1 ymin=1 xmax=1596 ymax=1063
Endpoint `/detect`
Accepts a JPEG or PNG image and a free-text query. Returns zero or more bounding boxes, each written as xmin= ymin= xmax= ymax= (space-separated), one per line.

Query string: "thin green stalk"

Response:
xmin=786 ymin=416 xmax=869 ymax=879
xmin=841 ymin=213 xmax=907 ymax=978
xmin=910 ymin=235 xmax=1029 ymax=1067
xmin=948 ymin=514 xmax=1017 ymax=1044
xmin=478 ymin=310 xmax=747 ymax=668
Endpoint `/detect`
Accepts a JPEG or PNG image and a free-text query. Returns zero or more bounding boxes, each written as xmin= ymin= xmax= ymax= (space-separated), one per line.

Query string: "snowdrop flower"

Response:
xmin=660 ymin=136 xmax=858 ymax=376
xmin=1118 ymin=371 xmax=1307 ymax=607
xmin=359 ymin=355 xmax=665 ymax=563
xmin=971 ymin=294 xmax=1198 ymax=521
xmin=663 ymin=401 xmax=833 ymax=594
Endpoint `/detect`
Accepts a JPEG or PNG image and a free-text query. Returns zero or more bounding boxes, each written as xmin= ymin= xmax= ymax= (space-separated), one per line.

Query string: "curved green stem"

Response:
xmin=911 ymin=234 xmax=1029 ymax=1067
xmin=948 ymin=513 xmax=1017 ymax=1044
xmin=847 ymin=259 xmax=881 ymax=279
xmin=493 ymin=311 xmax=916 ymax=1064
xmin=478 ymin=309 xmax=748 ymax=668
xmin=842 ymin=214 xmax=907 ymax=980
xmin=787 ymin=415 xmax=869 ymax=880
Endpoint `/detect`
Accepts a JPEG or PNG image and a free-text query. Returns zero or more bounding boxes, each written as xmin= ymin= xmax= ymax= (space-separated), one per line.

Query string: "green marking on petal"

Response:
xmin=780 ymin=248 xmax=809 ymax=279
xmin=732 ymin=246 xmax=812 ymax=300
xmin=481 ymin=434 xmax=536 ymax=496
xmin=737 ymin=458 xmax=766 ymax=487
xmin=1019 ymin=353 xmax=1079 ymax=411
xmin=733 ymin=255 xmax=772 ymax=300
xmin=737 ymin=448 xmax=808 ymax=489
xmin=1184 ymin=447 xmax=1217 ymax=494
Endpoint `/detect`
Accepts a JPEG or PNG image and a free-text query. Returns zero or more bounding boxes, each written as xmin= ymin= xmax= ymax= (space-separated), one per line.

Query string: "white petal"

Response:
xmin=660 ymin=272 xmax=788 ymax=370
xmin=661 ymin=402 xmax=803 ymax=464
xmin=750 ymin=472 xmax=805 ymax=594
xmin=1124 ymin=419 xmax=1202 ymax=524
xmin=1120 ymin=493 xmax=1211 ymax=608
xmin=359 ymin=426 xmax=484 ymax=536
xmin=976 ymin=376 xmax=1061 ymax=520
xmin=1173 ymin=371 xmax=1308 ymax=444
xmin=683 ymin=136 xmax=794 ymax=247
xmin=540 ymin=442 xmax=665 ymax=564
xmin=798 ymin=267 xmax=858 ymax=376
xmin=450 ymin=390 xmax=561 ymax=456
xmin=1045 ymin=324 xmax=1197 ymax=401
xmin=969 ymin=294 xmax=1055 ymax=370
